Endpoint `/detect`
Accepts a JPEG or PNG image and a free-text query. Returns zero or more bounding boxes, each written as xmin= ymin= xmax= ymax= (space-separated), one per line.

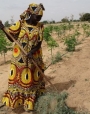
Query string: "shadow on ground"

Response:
xmin=46 ymin=80 xmax=76 ymax=92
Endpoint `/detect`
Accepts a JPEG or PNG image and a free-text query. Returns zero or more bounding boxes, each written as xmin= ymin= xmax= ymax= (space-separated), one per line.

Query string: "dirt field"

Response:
xmin=0 ymin=22 xmax=90 ymax=113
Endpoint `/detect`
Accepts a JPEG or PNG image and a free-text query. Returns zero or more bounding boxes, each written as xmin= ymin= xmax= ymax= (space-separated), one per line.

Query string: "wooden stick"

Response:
xmin=3 ymin=27 xmax=58 ymax=91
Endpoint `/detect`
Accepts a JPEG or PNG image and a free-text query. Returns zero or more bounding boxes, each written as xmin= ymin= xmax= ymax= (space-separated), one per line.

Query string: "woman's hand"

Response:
xmin=27 ymin=42 xmax=42 ymax=59
xmin=27 ymin=51 xmax=33 ymax=59
xmin=0 ymin=20 xmax=4 ymax=29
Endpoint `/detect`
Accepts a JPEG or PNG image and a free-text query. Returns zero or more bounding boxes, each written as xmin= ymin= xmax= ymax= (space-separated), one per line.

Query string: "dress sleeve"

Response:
xmin=38 ymin=23 xmax=44 ymax=42
xmin=8 ymin=20 xmax=21 ymax=38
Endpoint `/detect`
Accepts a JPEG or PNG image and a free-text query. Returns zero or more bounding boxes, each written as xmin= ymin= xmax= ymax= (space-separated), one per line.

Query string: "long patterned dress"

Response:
xmin=2 ymin=20 xmax=45 ymax=110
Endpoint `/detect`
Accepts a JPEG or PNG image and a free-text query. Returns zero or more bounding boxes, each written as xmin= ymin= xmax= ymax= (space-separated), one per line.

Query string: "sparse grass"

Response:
xmin=34 ymin=91 xmax=87 ymax=114
xmin=52 ymin=51 xmax=62 ymax=64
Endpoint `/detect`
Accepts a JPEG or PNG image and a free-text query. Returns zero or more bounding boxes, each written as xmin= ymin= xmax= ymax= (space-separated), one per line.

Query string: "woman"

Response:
xmin=0 ymin=3 xmax=45 ymax=111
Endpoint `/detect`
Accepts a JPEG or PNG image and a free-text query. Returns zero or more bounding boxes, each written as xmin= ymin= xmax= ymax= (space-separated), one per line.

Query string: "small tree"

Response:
xmin=79 ymin=13 xmax=90 ymax=21
xmin=79 ymin=13 xmax=84 ymax=21
xmin=64 ymin=35 xmax=77 ymax=52
xmin=43 ymin=27 xmax=51 ymax=41
xmin=47 ymin=37 xmax=59 ymax=58
xmin=0 ymin=30 xmax=12 ymax=63
xmin=70 ymin=14 xmax=74 ymax=22
xmin=61 ymin=17 xmax=69 ymax=23
xmin=42 ymin=20 xmax=49 ymax=24
xmin=4 ymin=21 xmax=10 ymax=27
xmin=11 ymin=16 xmax=15 ymax=24
xmin=43 ymin=27 xmax=59 ymax=62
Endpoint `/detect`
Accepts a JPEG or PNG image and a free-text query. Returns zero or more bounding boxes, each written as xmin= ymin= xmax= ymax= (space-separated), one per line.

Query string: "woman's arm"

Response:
xmin=27 ymin=41 xmax=42 ymax=58
xmin=0 ymin=20 xmax=21 ymax=42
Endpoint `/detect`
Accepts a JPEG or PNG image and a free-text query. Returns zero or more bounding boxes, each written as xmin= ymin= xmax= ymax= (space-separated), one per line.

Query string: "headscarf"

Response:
xmin=20 ymin=3 xmax=45 ymax=20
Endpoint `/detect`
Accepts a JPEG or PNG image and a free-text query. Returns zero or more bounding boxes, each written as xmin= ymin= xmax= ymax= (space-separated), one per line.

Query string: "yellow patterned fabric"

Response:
xmin=2 ymin=20 xmax=45 ymax=110
xmin=20 ymin=3 xmax=44 ymax=20
xmin=29 ymin=3 xmax=43 ymax=15
xmin=8 ymin=21 xmax=21 ymax=34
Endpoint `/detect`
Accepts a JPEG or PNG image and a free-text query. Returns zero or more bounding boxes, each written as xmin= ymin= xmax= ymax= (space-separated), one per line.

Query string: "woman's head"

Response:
xmin=30 ymin=14 xmax=42 ymax=22
xmin=20 ymin=3 xmax=45 ymax=22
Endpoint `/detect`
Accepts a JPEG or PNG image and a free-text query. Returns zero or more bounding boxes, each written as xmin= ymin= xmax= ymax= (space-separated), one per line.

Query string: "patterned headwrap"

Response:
xmin=20 ymin=3 xmax=45 ymax=20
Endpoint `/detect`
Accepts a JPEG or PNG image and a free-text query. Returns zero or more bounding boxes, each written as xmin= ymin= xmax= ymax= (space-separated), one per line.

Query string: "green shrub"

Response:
xmin=64 ymin=35 xmax=77 ymax=52
xmin=34 ymin=91 xmax=79 ymax=114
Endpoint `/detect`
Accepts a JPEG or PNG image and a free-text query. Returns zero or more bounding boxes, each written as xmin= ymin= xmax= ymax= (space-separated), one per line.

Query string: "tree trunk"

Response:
xmin=4 ymin=53 xmax=6 ymax=63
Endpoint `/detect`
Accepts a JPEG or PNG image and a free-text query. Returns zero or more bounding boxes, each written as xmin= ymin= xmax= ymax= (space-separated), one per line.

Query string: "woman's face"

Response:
xmin=31 ymin=14 xmax=42 ymax=22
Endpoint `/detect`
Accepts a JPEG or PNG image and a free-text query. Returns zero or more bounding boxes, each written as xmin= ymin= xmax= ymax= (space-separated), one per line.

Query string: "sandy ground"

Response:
xmin=0 ymin=25 xmax=90 ymax=113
